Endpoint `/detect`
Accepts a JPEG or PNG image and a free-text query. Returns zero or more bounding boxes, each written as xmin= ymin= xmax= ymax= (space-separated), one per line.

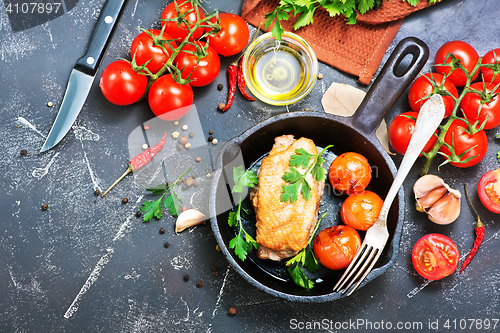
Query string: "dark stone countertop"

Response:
xmin=1 ymin=0 xmax=500 ymax=332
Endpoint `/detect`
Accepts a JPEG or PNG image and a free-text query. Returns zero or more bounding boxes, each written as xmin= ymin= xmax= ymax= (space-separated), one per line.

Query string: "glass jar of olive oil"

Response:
xmin=242 ymin=32 xmax=318 ymax=106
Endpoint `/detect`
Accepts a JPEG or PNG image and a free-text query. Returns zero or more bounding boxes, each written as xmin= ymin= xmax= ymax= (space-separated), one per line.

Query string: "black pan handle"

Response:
xmin=351 ymin=37 xmax=429 ymax=135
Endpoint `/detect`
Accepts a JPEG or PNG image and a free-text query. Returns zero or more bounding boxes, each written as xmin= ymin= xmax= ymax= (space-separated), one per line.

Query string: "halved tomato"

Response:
xmin=477 ymin=168 xmax=500 ymax=214
xmin=412 ymin=233 xmax=459 ymax=280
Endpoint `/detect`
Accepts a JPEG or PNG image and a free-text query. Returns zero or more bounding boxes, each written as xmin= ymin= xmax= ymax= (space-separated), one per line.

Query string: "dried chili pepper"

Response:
xmin=237 ymin=57 xmax=255 ymax=101
xmin=102 ymin=133 xmax=167 ymax=197
xmin=222 ymin=64 xmax=237 ymax=112
xmin=460 ymin=183 xmax=485 ymax=273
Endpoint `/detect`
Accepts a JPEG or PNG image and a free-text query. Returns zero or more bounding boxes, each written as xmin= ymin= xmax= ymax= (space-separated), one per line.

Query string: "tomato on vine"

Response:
xmin=99 ymin=60 xmax=147 ymax=106
xmin=407 ymin=73 xmax=458 ymax=118
xmin=130 ymin=29 xmax=177 ymax=74
xmin=161 ymin=1 xmax=206 ymax=42
xmin=206 ymin=13 xmax=249 ymax=57
xmin=438 ymin=119 xmax=488 ymax=168
xmin=461 ymin=81 xmax=500 ymax=130
xmin=174 ymin=40 xmax=220 ymax=87
xmin=388 ymin=111 xmax=438 ymax=155
xmin=148 ymin=74 xmax=194 ymax=121
xmin=434 ymin=40 xmax=479 ymax=87
xmin=480 ymin=48 xmax=500 ymax=85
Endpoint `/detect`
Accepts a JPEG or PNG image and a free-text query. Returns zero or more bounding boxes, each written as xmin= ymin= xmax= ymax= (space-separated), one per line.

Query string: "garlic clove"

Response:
xmin=427 ymin=191 xmax=461 ymax=225
xmin=413 ymin=174 xmax=445 ymax=199
xmin=416 ymin=186 xmax=448 ymax=212
xmin=175 ymin=209 xmax=207 ymax=233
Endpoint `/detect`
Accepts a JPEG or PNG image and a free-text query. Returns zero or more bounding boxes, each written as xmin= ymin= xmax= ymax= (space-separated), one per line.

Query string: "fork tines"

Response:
xmin=333 ymin=244 xmax=383 ymax=296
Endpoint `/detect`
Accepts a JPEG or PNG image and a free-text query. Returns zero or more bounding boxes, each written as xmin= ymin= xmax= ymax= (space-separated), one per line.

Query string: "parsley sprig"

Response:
xmin=228 ymin=166 xmax=259 ymax=261
xmin=281 ymin=145 xmax=332 ymax=203
xmin=140 ymin=167 xmax=191 ymax=221
xmin=286 ymin=212 xmax=327 ymax=290
xmin=264 ymin=0 xmax=440 ymax=41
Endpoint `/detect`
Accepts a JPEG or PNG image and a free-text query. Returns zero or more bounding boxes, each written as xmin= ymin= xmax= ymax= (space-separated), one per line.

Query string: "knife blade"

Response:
xmin=41 ymin=0 xmax=126 ymax=153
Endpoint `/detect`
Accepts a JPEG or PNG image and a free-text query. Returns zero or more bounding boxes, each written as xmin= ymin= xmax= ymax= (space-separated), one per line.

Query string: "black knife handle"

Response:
xmin=74 ymin=0 xmax=126 ymax=76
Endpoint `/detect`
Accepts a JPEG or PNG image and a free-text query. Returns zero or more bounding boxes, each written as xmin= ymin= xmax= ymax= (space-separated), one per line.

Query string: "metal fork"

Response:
xmin=333 ymin=94 xmax=446 ymax=296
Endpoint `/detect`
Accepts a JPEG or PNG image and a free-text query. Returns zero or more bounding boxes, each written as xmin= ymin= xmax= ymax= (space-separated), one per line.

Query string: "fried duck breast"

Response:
xmin=252 ymin=135 xmax=325 ymax=261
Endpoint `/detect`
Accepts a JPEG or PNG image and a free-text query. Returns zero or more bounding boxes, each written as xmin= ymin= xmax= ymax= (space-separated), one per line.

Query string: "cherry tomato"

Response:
xmin=341 ymin=191 xmax=383 ymax=231
xmin=160 ymin=1 xmax=205 ymax=42
xmin=460 ymin=82 xmax=500 ymax=130
xmin=313 ymin=225 xmax=361 ymax=270
xmin=99 ymin=60 xmax=147 ymax=106
xmin=328 ymin=152 xmax=371 ymax=195
xmin=206 ymin=13 xmax=249 ymax=57
xmin=477 ymin=168 xmax=500 ymax=214
xmin=412 ymin=233 xmax=459 ymax=280
xmin=407 ymin=73 xmax=458 ymax=118
xmin=480 ymin=48 xmax=500 ymax=85
xmin=438 ymin=119 xmax=488 ymax=168
xmin=388 ymin=111 xmax=438 ymax=155
xmin=434 ymin=40 xmax=479 ymax=87
xmin=148 ymin=75 xmax=193 ymax=121
xmin=174 ymin=41 xmax=220 ymax=87
xmin=130 ymin=29 xmax=177 ymax=74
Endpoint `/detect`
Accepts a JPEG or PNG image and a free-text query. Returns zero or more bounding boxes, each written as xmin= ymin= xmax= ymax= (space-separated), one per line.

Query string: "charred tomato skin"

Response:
xmin=313 ymin=225 xmax=361 ymax=270
xmin=478 ymin=168 xmax=500 ymax=214
xmin=412 ymin=233 xmax=459 ymax=280
xmin=341 ymin=190 xmax=383 ymax=231
xmin=328 ymin=152 xmax=371 ymax=195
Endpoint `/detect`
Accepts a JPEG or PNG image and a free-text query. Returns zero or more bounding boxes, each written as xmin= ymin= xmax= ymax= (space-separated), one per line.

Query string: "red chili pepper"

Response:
xmin=460 ymin=184 xmax=485 ymax=273
xmin=102 ymin=133 xmax=167 ymax=197
xmin=223 ymin=64 xmax=237 ymax=112
xmin=237 ymin=57 xmax=255 ymax=101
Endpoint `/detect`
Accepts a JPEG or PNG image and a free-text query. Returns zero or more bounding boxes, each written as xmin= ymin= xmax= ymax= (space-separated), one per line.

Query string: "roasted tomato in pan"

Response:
xmin=478 ymin=168 xmax=500 ymax=214
xmin=328 ymin=152 xmax=372 ymax=195
xmin=341 ymin=190 xmax=383 ymax=231
xmin=313 ymin=225 xmax=361 ymax=270
xmin=412 ymin=233 xmax=459 ymax=280
xmin=388 ymin=111 xmax=438 ymax=155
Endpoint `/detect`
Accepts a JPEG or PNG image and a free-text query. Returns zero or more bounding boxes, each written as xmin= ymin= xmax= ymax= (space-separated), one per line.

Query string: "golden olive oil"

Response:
xmin=252 ymin=47 xmax=305 ymax=101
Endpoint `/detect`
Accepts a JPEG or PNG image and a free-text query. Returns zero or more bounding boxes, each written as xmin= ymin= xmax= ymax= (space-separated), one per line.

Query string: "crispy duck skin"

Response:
xmin=252 ymin=135 xmax=324 ymax=261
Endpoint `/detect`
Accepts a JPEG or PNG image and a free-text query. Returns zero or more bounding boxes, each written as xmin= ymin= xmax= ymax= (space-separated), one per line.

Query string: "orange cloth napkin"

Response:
xmin=241 ymin=0 xmax=434 ymax=84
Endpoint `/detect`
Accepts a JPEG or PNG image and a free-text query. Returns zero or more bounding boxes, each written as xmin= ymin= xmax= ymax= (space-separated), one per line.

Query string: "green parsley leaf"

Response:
xmin=288 ymin=264 xmax=314 ymax=290
xmin=228 ymin=211 xmax=238 ymax=227
xmin=232 ymin=165 xmax=259 ymax=193
xmin=229 ymin=235 xmax=251 ymax=261
xmin=141 ymin=199 xmax=163 ymax=222
xmin=289 ymin=148 xmax=313 ymax=168
xmin=281 ymin=145 xmax=332 ymax=203
xmin=146 ymin=183 xmax=168 ymax=196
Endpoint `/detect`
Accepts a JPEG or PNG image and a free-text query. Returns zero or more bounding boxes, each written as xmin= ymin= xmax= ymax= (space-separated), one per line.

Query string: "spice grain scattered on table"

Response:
xmin=41 ymin=203 xmax=48 ymax=211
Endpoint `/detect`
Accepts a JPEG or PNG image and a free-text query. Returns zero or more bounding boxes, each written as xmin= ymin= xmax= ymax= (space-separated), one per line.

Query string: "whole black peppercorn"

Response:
xmin=164 ymin=242 xmax=170 ymax=248
xmin=217 ymin=83 xmax=223 ymax=91
xmin=135 ymin=211 xmax=142 ymax=218
xmin=208 ymin=136 xmax=214 ymax=142
xmin=209 ymin=130 xmax=213 ymax=135
xmin=122 ymin=198 xmax=128 ymax=204
xmin=212 ymin=270 xmax=219 ymax=277
xmin=20 ymin=149 xmax=28 ymax=156
xmin=196 ymin=280 xmax=203 ymax=288
xmin=183 ymin=274 xmax=190 ymax=282
xmin=94 ymin=189 xmax=101 ymax=196
xmin=41 ymin=203 xmax=48 ymax=211
xmin=159 ymin=228 xmax=165 ymax=234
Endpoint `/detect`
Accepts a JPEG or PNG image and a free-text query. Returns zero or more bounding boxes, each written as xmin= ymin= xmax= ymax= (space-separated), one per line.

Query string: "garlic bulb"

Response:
xmin=413 ymin=174 xmax=461 ymax=225
xmin=175 ymin=209 xmax=207 ymax=232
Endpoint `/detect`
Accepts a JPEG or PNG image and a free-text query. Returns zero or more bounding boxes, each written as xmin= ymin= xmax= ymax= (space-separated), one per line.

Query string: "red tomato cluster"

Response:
xmin=99 ymin=1 xmax=250 ymax=121
xmin=388 ymin=40 xmax=500 ymax=169
xmin=314 ymin=152 xmax=384 ymax=270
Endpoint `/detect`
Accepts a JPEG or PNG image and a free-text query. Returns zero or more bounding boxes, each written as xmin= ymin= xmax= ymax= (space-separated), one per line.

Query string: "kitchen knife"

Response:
xmin=40 ymin=0 xmax=126 ymax=153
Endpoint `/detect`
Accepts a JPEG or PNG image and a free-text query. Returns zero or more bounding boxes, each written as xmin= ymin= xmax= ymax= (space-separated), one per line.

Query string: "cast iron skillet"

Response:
xmin=209 ymin=37 xmax=429 ymax=302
